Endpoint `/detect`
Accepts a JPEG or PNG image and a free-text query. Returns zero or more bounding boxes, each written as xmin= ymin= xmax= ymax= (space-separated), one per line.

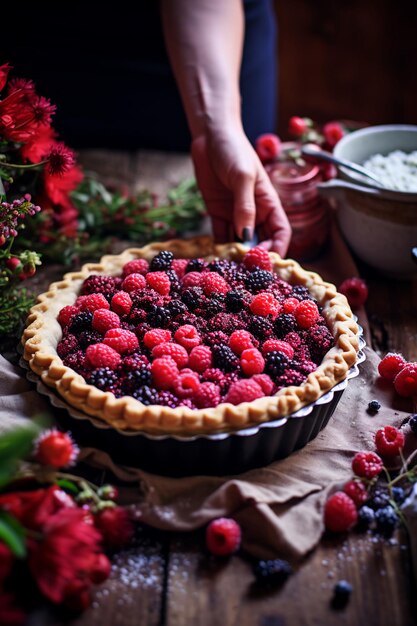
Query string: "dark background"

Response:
xmin=2 ymin=0 xmax=417 ymax=149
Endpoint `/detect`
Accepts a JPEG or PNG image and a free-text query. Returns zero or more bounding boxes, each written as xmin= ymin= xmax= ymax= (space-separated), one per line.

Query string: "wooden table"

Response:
xmin=22 ymin=151 xmax=417 ymax=625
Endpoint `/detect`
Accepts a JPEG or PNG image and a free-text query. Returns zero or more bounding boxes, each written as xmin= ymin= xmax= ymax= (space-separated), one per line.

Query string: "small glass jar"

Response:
xmin=266 ymin=148 xmax=331 ymax=261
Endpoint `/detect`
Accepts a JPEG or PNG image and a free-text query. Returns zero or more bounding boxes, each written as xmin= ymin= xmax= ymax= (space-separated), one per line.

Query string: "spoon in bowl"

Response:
xmin=301 ymin=144 xmax=385 ymax=188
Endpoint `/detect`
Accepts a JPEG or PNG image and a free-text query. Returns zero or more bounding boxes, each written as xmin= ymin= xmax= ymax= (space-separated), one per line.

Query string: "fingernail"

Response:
xmin=242 ymin=227 xmax=252 ymax=243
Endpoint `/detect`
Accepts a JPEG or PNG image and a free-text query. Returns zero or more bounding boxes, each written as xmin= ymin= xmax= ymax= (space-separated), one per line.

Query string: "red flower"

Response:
xmin=7 ymin=77 xmax=35 ymax=95
xmin=28 ymin=508 xmax=101 ymax=604
xmin=0 ymin=486 xmax=75 ymax=531
xmin=0 ymin=593 xmax=26 ymax=626
xmin=0 ymin=63 xmax=12 ymax=92
xmin=46 ymin=143 xmax=75 ymax=176
xmin=0 ymin=543 xmax=14 ymax=586
xmin=94 ymin=507 xmax=134 ymax=549
xmin=34 ymin=429 xmax=79 ymax=468
xmin=31 ymin=96 xmax=56 ymax=127
xmin=0 ymin=90 xmax=42 ymax=142
xmin=43 ymin=164 xmax=83 ymax=210
xmin=20 ymin=126 xmax=56 ymax=163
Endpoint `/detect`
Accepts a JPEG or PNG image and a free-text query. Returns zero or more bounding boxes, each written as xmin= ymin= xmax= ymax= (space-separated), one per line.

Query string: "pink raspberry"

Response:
xmin=375 ymin=425 xmax=405 ymax=457
xmin=394 ymin=363 xmax=417 ymax=397
xmin=252 ymin=373 xmax=274 ymax=395
xmin=172 ymin=259 xmax=188 ymax=278
xmin=343 ymin=480 xmax=368 ymax=506
xmin=283 ymin=297 xmax=299 ymax=314
xmin=146 ymin=271 xmax=171 ymax=296
xmin=103 ymin=328 xmax=139 ymax=354
xmin=143 ymin=328 xmax=172 ymax=350
xmin=181 ymin=271 xmax=203 ymax=289
xmin=352 ymin=451 xmax=383 ymax=479
xmin=242 ymin=247 xmax=272 ymax=272
xmin=250 ymin=293 xmax=281 ymax=317
xmin=206 ymin=517 xmax=241 ymax=556
xmin=92 ymin=309 xmax=121 ymax=334
xmin=173 ymin=369 xmax=200 ymax=398
xmin=294 ymin=300 xmax=319 ymax=329
xmin=228 ymin=329 xmax=257 ymax=355
xmin=77 ymin=293 xmax=109 ymax=312
xmin=261 ymin=339 xmax=294 ymax=359
xmin=85 ymin=343 xmax=121 ymax=369
xmin=188 ymin=345 xmax=213 ymax=372
xmin=224 ymin=379 xmax=264 ymax=405
xmin=58 ymin=305 xmax=79 ymax=328
xmin=122 ymin=273 xmax=147 ymax=293
xmin=255 ymin=133 xmax=281 ymax=163
xmin=323 ymin=121 xmax=345 ymax=148
xmin=122 ymin=258 xmax=149 ymax=277
xmin=284 ymin=332 xmax=301 ymax=349
xmin=201 ymin=273 xmax=229 ymax=296
xmin=111 ymin=291 xmax=132 ymax=316
xmin=378 ymin=353 xmax=407 ymax=381
xmin=152 ymin=342 xmax=189 ymax=368
xmin=194 ymin=382 xmax=221 ymax=409
xmin=240 ymin=348 xmax=265 ymax=376
xmin=339 ymin=277 xmax=368 ymax=309
xmin=288 ymin=116 xmax=308 ymax=137
xmin=324 ymin=492 xmax=357 ymax=533
xmin=151 ymin=356 xmax=179 ymax=390
xmin=174 ymin=325 xmax=201 ymax=351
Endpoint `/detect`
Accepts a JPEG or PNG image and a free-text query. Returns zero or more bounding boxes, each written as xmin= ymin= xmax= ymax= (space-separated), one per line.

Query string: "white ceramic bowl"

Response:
xmin=318 ymin=124 xmax=417 ymax=278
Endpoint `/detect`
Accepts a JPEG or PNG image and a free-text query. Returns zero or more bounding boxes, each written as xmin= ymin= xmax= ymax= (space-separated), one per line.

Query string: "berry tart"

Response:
xmin=22 ymin=237 xmax=359 ymax=435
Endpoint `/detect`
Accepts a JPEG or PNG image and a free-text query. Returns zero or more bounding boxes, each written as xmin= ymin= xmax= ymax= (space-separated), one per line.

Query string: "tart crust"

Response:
xmin=22 ymin=237 xmax=359 ymax=434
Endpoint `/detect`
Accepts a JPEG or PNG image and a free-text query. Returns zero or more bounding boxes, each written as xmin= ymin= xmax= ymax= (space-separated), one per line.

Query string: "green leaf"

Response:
xmin=56 ymin=479 xmax=79 ymax=495
xmin=0 ymin=511 xmax=27 ymax=558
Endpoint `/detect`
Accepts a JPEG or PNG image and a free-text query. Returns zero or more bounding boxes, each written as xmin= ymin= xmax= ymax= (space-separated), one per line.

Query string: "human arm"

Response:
xmin=160 ymin=0 xmax=291 ymax=254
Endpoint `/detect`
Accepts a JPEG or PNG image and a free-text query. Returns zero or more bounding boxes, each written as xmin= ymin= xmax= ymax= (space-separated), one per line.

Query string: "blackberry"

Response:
xmin=181 ymin=287 xmax=204 ymax=311
xmin=274 ymin=313 xmax=296 ymax=338
xmin=245 ymin=269 xmax=274 ymax=293
xmin=212 ymin=344 xmax=239 ymax=372
xmin=208 ymin=312 xmax=245 ymax=334
xmin=253 ymin=559 xmax=292 ymax=586
xmin=157 ymin=390 xmax=180 ymax=408
xmin=291 ymin=285 xmax=312 ymax=301
xmin=392 ymin=486 xmax=406 ymax=504
xmin=265 ymin=351 xmax=290 ymax=378
xmin=367 ymin=487 xmax=390 ymax=511
xmin=69 ymin=311 xmax=93 ymax=333
xmin=276 ymin=368 xmax=306 ymax=387
xmin=307 ymin=324 xmax=334 ymax=361
xmin=167 ymin=299 xmax=188 ymax=318
xmin=409 ymin=414 xmax=417 ymax=435
xmin=132 ymin=385 xmax=159 ymax=405
xmin=185 ymin=258 xmax=205 ymax=272
xmin=225 ymin=289 xmax=246 ymax=312
xmin=122 ymin=366 xmax=152 ymax=393
xmin=149 ymin=250 xmax=174 ymax=271
xmin=375 ymin=506 xmax=399 ymax=537
xmin=204 ymin=331 xmax=229 ymax=347
xmin=205 ymin=293 xmax=226 ymax=317
xmin=166 ymin=270 xmax=181 ymax=295
xmin=147 ymin=305 xmax=170 ymax=328
xmin=225 ymin=268 xmax=248 ymax=289
xmin=207 ymin=259 xmax=231 ymax=276
xmin=132 ymin=291 xmax=162 ymax=312
xmin=248 ymin=315 xmax=274 ymax=339
xmin=88 ymin=367 xmax=118 ymax=392
xmin=356 ymin=505 xmax=376 ymax=531
xmin=122 ymin=352 xmax=149 ymax=371
xmin=367 ymin=399 xmax=381 ymax=414
xmin=79 ymin=330 xmax=103 ymax=349
xmin=332 ymin=580 xmax=352 ymax=609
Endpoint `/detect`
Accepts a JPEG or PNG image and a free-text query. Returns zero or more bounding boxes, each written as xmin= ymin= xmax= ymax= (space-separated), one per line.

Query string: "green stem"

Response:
xmin=0 ymin=160 xmax=47 ymax=171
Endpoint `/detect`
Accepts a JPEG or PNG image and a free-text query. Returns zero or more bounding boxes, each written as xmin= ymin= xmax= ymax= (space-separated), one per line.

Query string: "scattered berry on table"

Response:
xmin=149 ymin=250 xmax=174 ymax=271
xmin=375 ymin=425 xmax=405 ymax=458
xmin=352 ymin=451 xmax=383 ymax=479
xmin=409 ymin=414 xmax=417 ymax=435
xmin=356 ymin=505 xmax=376 ymax=531
xmin=343 ymin=480 xmax=368 ymax=506
xmin=367 ymin=399 xmax=381 ymax=414
xmin=393 ymin=363 xmax=417 ymax=397
xmin=324 ymin=492 xmax=358 ymax=533
xmin=338 ymin=277 xmax=368 ymax=309
xmin=253 ymin=559 xmax=293 ymax=586
xmin=205 ymin=518 xmax=241 ymax=556
xmin=375 ymin=505 xmax=399 ymax=537
xmin=332 ymin=580 xmax=353 ymax=609
xmin=367 ymin=487 xmax=390 ymax=511
xmin=323 ymin=121 xmax=345 ymax=148
xmin=378 ymin=352 xmax=407 ymax=381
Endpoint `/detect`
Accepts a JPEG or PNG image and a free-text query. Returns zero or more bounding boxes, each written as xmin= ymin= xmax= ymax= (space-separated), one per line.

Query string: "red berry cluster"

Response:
xmin=56 ymin=248 xmax=335 ymax=410
xmin=378 ymin=352 xmax=417 ymax=397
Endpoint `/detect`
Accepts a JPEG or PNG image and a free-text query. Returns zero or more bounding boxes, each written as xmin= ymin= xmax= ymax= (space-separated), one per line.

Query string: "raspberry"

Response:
xmin=394 ymin=363 xmax=417 ymax=397
xmin=253 ymin=559 xmax=292 ymax=586
xmin=273 ymin=313 xmax=296 ymax=338
xmin=375 ymin=425 xmax=405 ymax=457
xmin=77 ymin=293 xmax=109 ymax=312
xmin=57 ymin=334 xmax=79 ymax=358
xmin=151 ymin=356 xmax=179 ymax=390
xmin=122 ymin=258 xmax=149 ymax=277
xmin=152 ymin=342 xmax=189 ymax=368
xmin=205 ymin=331 xmax=229 ymax=348
xmin=122 ymin=273 xmax=147 ymax=293
xmin=58 ymin=305 xmax=79 ymax=328
xmin=261 ymin=339 xmax=294 ymax=359
xmin=265 ymin=351 xmax=290 ymax=379
xmin=181 ymin=271 xmax=204 ymax=290
xmin=194 ymin=382 xmax=221 ymax=408
xmin=242 ymin=246 xmax=272 ymax=272
xmin=85 ymin=343 xmax=121 ymax=369
xmin=69 ymin=311 xmax=93 ymax=333
xmin=294 ymin=300 xmax=319 ymax=329
xmin=111 ymin=291 xmax=132 ymax=316
xmin=147 ymin=305 xmax=171 ymax=328
xmin=245 ymin=269 xmax=274 ymax=293
xmin=283 ymin=331 xmax=301 ymax=349
xmin=143 ymin=328 xmax=172 ymax=350
xmin=146 ymin=271 xmax=171 ymax=296
xmin=188 ymin=345 xmax=213 ymax=372
xmin=102 ymin=328 xmax=138 ymax=355
xmin=252 ymin=373 xmax=274 ymax=395
xmin=201 ymin=273 xmax=229 ymax=296
xmin=212 ymin=344 xmax=240 ymax=372
xmin=34 ymin=429 xmax=78 ymax=468
xmin=283 ymin=297 xmax=299 ymax=314
xmin=249 ymin=316 xmax=275 ymax=339
xmin=255 ymin=133 xmax=281 ymax=163
xmin=228 ymin=329 xmax=257 ymax=355
xmin=208 ymin=312 xmax=245 ymax=335
xmin=378 ymin=352 xmax=407 ymax=381
xmin=225 ymin=379 xmax=264 ymax=404
xmin=338 ymin=277 xmax=368 ymax=309
xmin=352 ymin=451 xmax=383 ymax=479
xmin=174 ymin=324 xmax=201 ymax=351
xmin=173 ymin=369 xmax=200 ymax=398
xmin=295 ymin=359 xmax=317 ymax=376
xmin=205 ymin=518 xmax=241 ymax=556
xmin=149 ymin=250 xmax=174 ymax=271
xmin=63 ymin=350 xmax=87 ymax=372
xmin=240 ymin=348 xmax=265 ymax=376
xmin=323 ymin=121 xmax=345 ymax=148
xmin=81 ymin=275 xmax=116 ymax=296
xmin=92 ymin=308 xmax=121 ymax=334
xmin=288 ymin=116 xmax=308 ymax=137
xmin=132 ymin=386 xmax=159 ymax=405
xmin=324 ymin=492 xmax=358 ymax=532
xmin=88 ymin=367 xmax=119 ymax=392
xmin=343 ymin=480 xmax=368 ymax=506
xmin=250 ymin=293 xmax=281 ymax=317
xmin=171 ymin=259 xmax=188 ymax=278
xmin=276 ymin=369 xmax=306 ymax=387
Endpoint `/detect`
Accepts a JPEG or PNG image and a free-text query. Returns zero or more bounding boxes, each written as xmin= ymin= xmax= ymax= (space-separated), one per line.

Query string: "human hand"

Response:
xmin=191 ymin=127 xmax=291 ymax=256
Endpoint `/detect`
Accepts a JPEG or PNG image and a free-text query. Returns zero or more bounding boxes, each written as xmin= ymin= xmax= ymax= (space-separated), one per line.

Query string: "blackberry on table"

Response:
xmin=88 ymin=367 xmax=118 ymax=391
xmin=122 ymin=366 xmax=152 ymax=393
xmin=185 ymin=258 xmax=205 ymax=272
xmin=147 ymin=305 xmax=171 ymax=328
xmin=69 ymin=311 xmax=93 ymax=333
xmin=265 ymin=351 xmax=290 ymax=378
xmin=253 ymin=559 xmax=292 ymax=586
xmin=367 ymin=399 xmax=381 ymax=414
xmin=132 ymin=386 xmax=159 ymax=405
xmin=375 ymin=505 xmax=399 ymax=537
xmin=245 ymin=269 xmax=274 ymax=293
xmin=149 ymin=250 xmax=174 ymax=271
xmin=181 ymin=287 xmax=204 ymax=311
xmin=356 ymin=505 xmax=376 ymax=531
xmin=274 ymin=313 xmax=296 ymax=338
xmin=212 ymin=344 xmax=239 ymax=372
xmin=392 ymin=486 xmax=406 ymax=504
xmin=367 ymin=487 xmax=390 ymax=510
xmin=248 ymin=315 xmax=274 ymax=339
xmin=332 ymin=580 xmax=352 ymax=609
